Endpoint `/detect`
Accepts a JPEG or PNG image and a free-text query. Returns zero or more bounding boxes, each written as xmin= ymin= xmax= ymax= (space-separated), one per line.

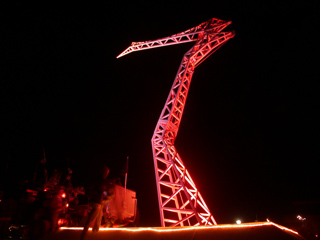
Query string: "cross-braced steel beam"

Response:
xmin=118 ymin=18 xmax=234 ymax=227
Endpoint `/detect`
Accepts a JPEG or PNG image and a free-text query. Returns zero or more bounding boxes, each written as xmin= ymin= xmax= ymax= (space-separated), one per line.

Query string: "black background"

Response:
xmin=1 ymin=1 xmax=319 ymax=226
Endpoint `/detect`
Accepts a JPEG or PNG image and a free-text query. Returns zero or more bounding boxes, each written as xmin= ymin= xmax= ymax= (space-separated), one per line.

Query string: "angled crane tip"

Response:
xmin=116 ymin=53 xmax=123 ymax=59
xmin=116 ymin=48 xmax=130 ymax=59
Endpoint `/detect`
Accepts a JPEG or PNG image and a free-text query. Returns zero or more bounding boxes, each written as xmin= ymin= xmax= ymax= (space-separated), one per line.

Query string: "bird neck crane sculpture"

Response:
xmin=117 ymin=18 xmax=234 ymax=227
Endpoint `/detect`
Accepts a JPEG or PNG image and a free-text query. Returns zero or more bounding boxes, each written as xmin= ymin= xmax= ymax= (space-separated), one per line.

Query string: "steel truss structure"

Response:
xmin=118 ymin=18 xmax=234 ymax=227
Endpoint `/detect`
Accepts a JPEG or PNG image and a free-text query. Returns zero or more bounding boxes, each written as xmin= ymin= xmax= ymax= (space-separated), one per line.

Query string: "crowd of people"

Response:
xmin=0 ymin=161 xmax=123 ymax=240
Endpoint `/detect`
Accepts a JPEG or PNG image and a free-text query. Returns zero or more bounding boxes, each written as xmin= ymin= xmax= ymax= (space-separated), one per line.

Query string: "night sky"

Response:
xmin=1 ymin=2 xmax=319 ymax=226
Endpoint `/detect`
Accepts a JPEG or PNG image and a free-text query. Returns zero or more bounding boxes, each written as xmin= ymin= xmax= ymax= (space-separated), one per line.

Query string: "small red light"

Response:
xmin=44 ymin=188 xmax=50 ymax=192
xmin=61 ymin=193 xmax=66 ymax=198
xmin=66 ymin=203 xmax=69 ymax=208
xmin=58 ymin=218 xmax=68 ymax=226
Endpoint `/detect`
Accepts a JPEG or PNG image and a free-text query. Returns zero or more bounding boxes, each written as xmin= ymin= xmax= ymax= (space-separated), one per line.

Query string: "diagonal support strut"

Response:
xmin=118 ymin=18 xmax=234 ymax=227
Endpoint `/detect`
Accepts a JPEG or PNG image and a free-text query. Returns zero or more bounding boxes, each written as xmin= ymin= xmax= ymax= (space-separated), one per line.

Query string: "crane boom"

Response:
xmin=117 ymin=19 xmax=232 ymax=58
xmin=118 ymin=18 xmax=234 ymax=227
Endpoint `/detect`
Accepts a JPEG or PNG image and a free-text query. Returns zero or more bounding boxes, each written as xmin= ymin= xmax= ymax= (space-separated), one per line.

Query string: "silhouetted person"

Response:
xmin=80 ymin=166 xmax=114 ymax=240
xmin=28 ymin=190 xmax=52 ymax=240
xmin=48 ymin=187 xmax=64 ymax=233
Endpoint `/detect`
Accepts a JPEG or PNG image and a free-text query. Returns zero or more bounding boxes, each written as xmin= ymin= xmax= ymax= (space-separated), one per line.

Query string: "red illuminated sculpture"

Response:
xmin=118 ymin=18 xmax=234 ymax=227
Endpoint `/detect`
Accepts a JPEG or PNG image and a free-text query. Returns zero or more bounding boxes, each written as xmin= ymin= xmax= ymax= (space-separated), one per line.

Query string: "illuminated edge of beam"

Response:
xmin=60 ymin=221 xmax=299 ymax=235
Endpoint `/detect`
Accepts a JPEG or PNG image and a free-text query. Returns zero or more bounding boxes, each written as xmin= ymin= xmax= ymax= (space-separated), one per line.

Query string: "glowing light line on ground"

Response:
xmin=60 ymin=221 xmax=299 ymax=235
xmin=269 ymin=222 xmax=299 ymax=235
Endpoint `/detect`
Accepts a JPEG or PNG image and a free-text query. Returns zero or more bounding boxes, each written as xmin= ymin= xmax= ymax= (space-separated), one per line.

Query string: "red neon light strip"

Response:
xmin=61 ymin=221 xmax=299 ymax=235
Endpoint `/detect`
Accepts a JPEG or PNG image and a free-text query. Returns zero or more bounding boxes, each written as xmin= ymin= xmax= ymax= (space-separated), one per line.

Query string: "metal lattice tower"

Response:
xmin=117 ymin=18 xmax=234 ymax=227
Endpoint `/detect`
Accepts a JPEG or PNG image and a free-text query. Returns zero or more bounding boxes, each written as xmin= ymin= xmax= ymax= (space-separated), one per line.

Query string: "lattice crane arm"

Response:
xmin=118 ymin=17 xmax=234 ymax=227
xmin=116 ymin=19 xmax=232 ymax=58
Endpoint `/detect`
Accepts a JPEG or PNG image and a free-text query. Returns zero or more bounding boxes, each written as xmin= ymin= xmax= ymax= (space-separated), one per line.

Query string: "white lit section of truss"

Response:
xmin=118 ymin=18 xmax=234 ymax=227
